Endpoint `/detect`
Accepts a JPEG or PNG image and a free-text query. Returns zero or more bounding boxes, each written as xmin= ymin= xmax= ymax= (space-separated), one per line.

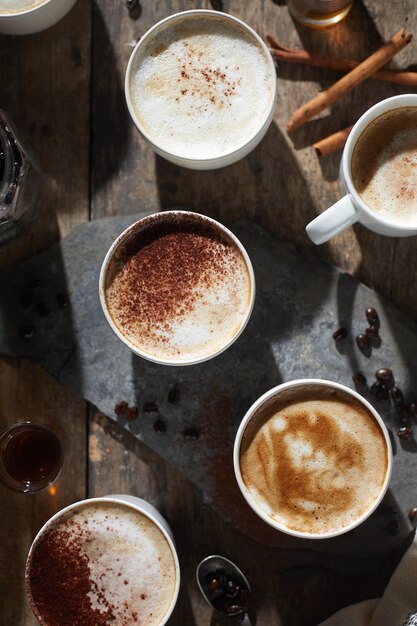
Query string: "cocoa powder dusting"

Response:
xmin=28 ymin=524 xmax=116 ymax=625
xmin=106 ymin=214 xmax=240 ymax=348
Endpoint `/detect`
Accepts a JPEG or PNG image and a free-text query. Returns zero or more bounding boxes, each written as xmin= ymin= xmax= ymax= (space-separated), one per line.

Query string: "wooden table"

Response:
xmin=1 ymin=1 xmax=416 ymax=624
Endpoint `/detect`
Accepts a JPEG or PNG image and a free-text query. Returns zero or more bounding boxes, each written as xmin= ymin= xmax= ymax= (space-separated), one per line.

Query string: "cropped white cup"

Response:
xmin=125 ymin=9 xmax=277 ymax=170
xmin=25 ymin=494 xmax=180 ymax=626
xmin=306 ymin=95 xmax=417 ymax=245
xmin=99 ymin=210 xmax=256 ymax=367
xmin=0 ymin=0 xmax=77 ymax=35
xmin=233 ymin=379 xmax=393 ymax=539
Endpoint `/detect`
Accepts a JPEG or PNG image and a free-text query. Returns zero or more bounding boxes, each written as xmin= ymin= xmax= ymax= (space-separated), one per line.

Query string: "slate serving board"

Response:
xmin=1 ymin=212 xmax=416 ymax=565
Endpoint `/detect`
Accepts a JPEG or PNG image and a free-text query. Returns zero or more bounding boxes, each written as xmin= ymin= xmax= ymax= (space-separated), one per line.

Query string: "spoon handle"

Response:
xmin=240 ymin=614 xmax=253 ymax=626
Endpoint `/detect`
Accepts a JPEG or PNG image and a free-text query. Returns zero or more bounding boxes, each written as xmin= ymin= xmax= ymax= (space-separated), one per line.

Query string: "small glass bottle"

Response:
xmin=287 ymin=0 xmax=353 ymax=29
xmin=0 ymin=109 xmax=41 ymax=247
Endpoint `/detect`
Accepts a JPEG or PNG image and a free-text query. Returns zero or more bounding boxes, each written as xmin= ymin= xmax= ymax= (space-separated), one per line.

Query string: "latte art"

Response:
xmin=0 ymin=0 xmax=47 ymax=13
xmin=240 ymin=386 xmax=388 ymax=535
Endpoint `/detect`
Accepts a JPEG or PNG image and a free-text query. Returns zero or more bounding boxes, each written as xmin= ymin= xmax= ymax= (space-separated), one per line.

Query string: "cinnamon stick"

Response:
xmin=313 ymin=125 xmax=354 ymax=157
xmin=266 ymin=35 xmax=417 ymax=87
xmin=286 ymin=28 xmax=412 ymax=133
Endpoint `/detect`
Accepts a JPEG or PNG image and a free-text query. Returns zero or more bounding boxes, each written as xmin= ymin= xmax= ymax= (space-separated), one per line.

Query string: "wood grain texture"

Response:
xmin=1 ymin=0 xmax=417 ymax=624
xmin=88 ymin=1 xmax=417 ymax=625
xmin=0 ymin=0 xmax=91 ymax=624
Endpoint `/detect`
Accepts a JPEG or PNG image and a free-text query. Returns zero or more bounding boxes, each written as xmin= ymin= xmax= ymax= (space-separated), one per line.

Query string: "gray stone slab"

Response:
xmin=0 ymin=213 xmax=416 ymax=567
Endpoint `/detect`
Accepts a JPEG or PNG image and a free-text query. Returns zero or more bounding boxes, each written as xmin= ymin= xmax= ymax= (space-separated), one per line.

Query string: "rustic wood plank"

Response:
xmin=0 ymin=0 xmax=91 ymax=623
xmin=89 ymin=2 xmax=417 ymax=625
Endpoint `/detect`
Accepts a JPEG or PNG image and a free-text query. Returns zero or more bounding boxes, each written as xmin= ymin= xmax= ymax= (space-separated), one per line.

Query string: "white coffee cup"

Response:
xmin=306 ymin=95 xmax=417 ymax=245
xmin=99 ymin=210 xmax=256 ymax=367
xmin=25 ymin=494 xmax=180 ymax=626
xmin=233 ymin=379 xmax=393 ymax=539
xmin=0 ymin=0 xmax=77 ymax=35
xmin=125 ymin=9 xmax=277 ymax=170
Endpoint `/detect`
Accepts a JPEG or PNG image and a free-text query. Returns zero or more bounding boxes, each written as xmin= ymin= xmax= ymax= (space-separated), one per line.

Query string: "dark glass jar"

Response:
xmin=0 ymin=109 xmax=41 ymax=246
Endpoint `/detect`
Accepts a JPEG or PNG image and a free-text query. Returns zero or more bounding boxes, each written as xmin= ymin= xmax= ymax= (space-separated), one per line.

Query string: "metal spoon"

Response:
xmin=196 ymin=555 xmax=253 ymax=625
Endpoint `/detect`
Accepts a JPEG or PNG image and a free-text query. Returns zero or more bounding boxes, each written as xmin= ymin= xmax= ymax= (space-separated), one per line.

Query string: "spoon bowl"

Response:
xmin=196 ymin=555 xmax=253 ymax=624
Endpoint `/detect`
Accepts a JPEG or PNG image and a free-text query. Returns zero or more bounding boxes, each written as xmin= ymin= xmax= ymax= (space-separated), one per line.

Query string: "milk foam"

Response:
xmin=130 ymin=15 xmax=273 ymax=159
xmin=0 ymin=0 xmax=47 ymax=13
xmin=105 ymin=216 xmax=252 ymax=363
xmin=352 ymin=107 xmax=417 ymax=224
xmin=240 ymin=393 xmax=388 ymax=535
xmin=35 ymin=503 xmax=177 ymax=626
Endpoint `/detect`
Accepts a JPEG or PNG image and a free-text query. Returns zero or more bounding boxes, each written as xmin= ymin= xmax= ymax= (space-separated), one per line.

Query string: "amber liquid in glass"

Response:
xmin=2 ymin=424 xmax=62 ymax=486
xmin=288 ymin=0 xmax=353 ymax=28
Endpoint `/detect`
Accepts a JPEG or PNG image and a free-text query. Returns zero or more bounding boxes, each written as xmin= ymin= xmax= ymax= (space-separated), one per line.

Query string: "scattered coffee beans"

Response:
xmin=332 ymin=328 xmax=348 ymax=342
xmin=375 ymin=368 xmax=393 ymax=383
xmin=408 ymin=508 xmax=417 ymax=524
xmin=356 ymin=333 xmax=370 ymax=349
xmin=352 ymin=372 xmax=367 ymax=387
xmin=366 ymin=307 xmax=380 ymax=327
xmin=397 ymin=427 xmax=413 ymax=440
xmin=206 ymin=569 xmax=249 ymax=616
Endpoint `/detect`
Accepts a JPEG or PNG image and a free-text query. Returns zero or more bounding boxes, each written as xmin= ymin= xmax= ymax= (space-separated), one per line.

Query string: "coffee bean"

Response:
xmin=226 ymin=580 xmax=239 ymax=599
xmin=387 ymin=519 xmax=400 ymax=535
xmin=366 ymin=307 xmax=379 ymax=326
xmin=390 ymin=386 xmax=404 ymax=406
xmin=375 ymin=368 xmax=393 ymax=382
xmin=168 ymin=388 xmax=181 ymax=404
xmin=398 ymin=427 xmax=413 ymax=440
xmin=227 ymin=605 xmax=245 ymax=618
xmin=370 ymin=381 xmax=387 ymax=398
xmin=153 ymin=419 xmax=166 ymax=434
xmin=332 ymin=328 xmax=347 ymax=341
xmin=356 ymin=333 xmax=370 ymax=349
xmin=365 ymin=325 xmax=379 ymax=338
xmin=352 ymin=372 xmax=367 ymax=387
xmin=182 ymin=427 xmax=200 ymax=440
xmin=143 ymin=402 xmax=158 ymax=413
xmin=408 ymin=507 xmax=417 ymax=524
xmin=410 ymin=403 xmax=417 ymax=417
xmin=208 ymin=579 xmax=221 ymax=593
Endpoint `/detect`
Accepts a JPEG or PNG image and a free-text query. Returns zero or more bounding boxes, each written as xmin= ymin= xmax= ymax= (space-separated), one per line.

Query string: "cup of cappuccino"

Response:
xmin=0 ymin=0 xmax=77 ymax=35
xmin=125 ymin=10 xmax=277 ymax=170
xmin=25 ymin=494 xmax=180 ymax=626
xmin=234 ymin=379 xmax=392 ymax=539
xmin=306 ymin=95 xmax=417 ymax=244
xmin=99 ymin=210 xmax=255 ymax=366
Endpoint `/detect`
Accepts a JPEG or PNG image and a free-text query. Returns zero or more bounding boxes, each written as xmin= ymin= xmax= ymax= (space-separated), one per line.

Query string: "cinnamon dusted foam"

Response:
xmin=129 ymin=14 xmax=273 ymax=159
xmin=240 ymin=385 xmax=388 ymax=535
xmin=26 ymin=502 xmax=177 ymax=626
xmin=104 ymin=213 xmax=253 ymax=363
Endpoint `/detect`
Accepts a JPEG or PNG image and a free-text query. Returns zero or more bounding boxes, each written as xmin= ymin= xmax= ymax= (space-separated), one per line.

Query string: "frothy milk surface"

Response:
xmin=130 ymin=15 xmax=273 ymax=159
xmin=352 ymin=107 xmax=417 ymax=224
xmin=104 ymin=214 xmax=252 ymax=362
xmin=28 ymin=502 xmax=177 ymax=626
xmin=240 ymin=387 xmax=388 ymax=535
xmin=0 ymin=0 xmax=47 ymax=13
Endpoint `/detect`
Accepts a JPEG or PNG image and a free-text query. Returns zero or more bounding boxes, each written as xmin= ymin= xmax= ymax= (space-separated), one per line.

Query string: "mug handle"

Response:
xmin=306 ymin=195 xmax=359 ymax=245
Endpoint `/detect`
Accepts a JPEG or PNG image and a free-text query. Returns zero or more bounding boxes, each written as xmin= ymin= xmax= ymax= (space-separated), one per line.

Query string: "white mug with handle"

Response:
xmin=306 ymin=94 xmax=417 ymax=245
